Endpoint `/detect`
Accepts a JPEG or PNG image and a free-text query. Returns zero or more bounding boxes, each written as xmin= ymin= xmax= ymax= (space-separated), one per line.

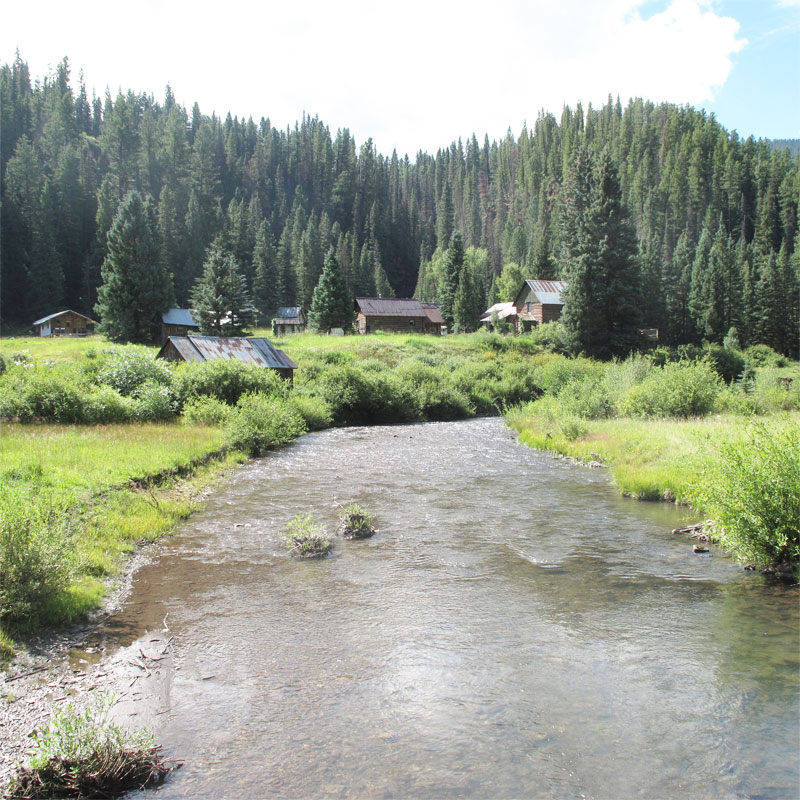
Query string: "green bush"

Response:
xmin=744 ymin=344 xmax=787 ymax=367
xmin=131 ymin=381 xmax=177 ymax=422
xmin=0 ymin=365 xmax=89 ymax=423
xmin=0 ymin=500 xmax=71 ymax=630
xmin=182 ymin=395 xmax=232 ymax=425
xmin=93 ymin=347 xmax=173 ymax=396
xmin=619 ymin=360 xmax=722 ymax=418
xmin=691 ymin=420 xmax=800 ymax=573
xmin=337 ymin=503 xmax=377 ymax=539
xmin=225 ymin=393 xmax=307 ymax=456
xmin=173 ymin=359 xmax=289 ymax=407
xmin=556 ymin=376 xmax=615 ymax=419
xmin=288 ymin=392 xmax=333 ymax=431
xmin=533 ymin=355 xmax=602 ymax=396
xmin=707 ymin=345 xmax=747 ymax=384
xmin=84 ymin=385 xmax=136 ymax=424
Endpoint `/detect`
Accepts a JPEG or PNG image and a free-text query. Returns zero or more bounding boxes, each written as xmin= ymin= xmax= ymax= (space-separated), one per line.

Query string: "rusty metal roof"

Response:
xmin=355 ymin=297 xmax=429 ymax=317
xmin=161 ymin=337 xmax=297 ymax=369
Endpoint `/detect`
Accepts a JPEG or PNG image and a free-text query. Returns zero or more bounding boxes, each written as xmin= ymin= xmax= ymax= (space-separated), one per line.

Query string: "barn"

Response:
xmin=274 ymin=307 xmax=307 ymax=335
xmin=355 ymin=298 xmax=443 ymax=335
xmin=32 ymin=310 xmax=96 ymax=337
xmin=156 ymin=336 xmax=298 ymax=380
xmin=512 ymin=280 xmax=567 ymax=332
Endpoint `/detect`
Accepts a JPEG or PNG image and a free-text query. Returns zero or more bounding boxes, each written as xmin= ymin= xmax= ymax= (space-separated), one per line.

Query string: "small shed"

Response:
xmin=32 ymin=310 xmax=96 ymax=337
xmin=161 ymin=308 xmax=200 ymax=344
xmin=156 ymin=336 xmax=298 ymax=380
xmin=479 ymin=302 xmax=518 ymax=329
xmin=513 ymin=280 xmax=567 ymax=332
xmin=356 ymin=298 xmax=442 ymax=335
xmin=274 ymin=307 xmax=306 ymax=335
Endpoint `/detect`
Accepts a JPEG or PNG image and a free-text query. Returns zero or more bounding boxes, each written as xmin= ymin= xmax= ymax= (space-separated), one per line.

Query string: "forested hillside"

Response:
xmin=1 ymin=55 xmax=797 ymax=355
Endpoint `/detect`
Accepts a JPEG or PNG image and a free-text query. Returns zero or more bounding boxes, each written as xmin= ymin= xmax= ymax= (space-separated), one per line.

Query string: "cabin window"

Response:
xmin=409 ymin=319 xmax=414 ymax=326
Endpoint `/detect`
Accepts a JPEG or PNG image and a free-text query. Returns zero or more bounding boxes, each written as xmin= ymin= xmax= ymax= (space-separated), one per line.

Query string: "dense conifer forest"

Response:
xmin=1 ymin=55 xmax=798 ymax=355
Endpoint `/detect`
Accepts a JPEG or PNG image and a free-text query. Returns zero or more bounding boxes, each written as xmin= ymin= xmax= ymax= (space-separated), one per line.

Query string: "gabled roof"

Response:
xmin=33 ymin=310 xmax=97 ymax=326
xmin=515 ymin=280 xmax=567 ymax=306
xmin=158 ymin=337 xmax=297 ymax=370
xmin=275 ymin=307 xmax=305 ymax=323
xmin=355 ymin=297 xmax=427 ymax=317
xmin=479 ymin=302 xmax=517 ymax=322
xmin=421 ymin=303 xmax=445 ymax=325
xmin=162 ymin=308 xmax=200 ymax=327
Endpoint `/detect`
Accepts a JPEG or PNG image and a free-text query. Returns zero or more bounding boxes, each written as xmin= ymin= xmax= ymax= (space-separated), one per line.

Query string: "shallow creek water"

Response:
xmin=101 ymin=418 xmax=797 ymax=799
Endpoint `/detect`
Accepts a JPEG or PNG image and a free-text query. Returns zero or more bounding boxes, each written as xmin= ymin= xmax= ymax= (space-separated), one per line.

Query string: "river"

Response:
xmin=99 ymin=418 xmax=798 ymax=799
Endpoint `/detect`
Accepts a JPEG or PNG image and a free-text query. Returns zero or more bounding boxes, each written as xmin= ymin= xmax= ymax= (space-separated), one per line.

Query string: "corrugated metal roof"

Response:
xmin=523 ymin=280 xmax=566 ymax=305
xmin=276 ymin=307 xmax=304 ymax=321
xmin=162 ymin=337 xmax=297 ymax=369
xmin=356 ymin=297 xmax=426 ymax=317
xmin=162 ymin=308 xmax=199 ymax=327
xmin=33 ymin=310 xmax=97 ymax=326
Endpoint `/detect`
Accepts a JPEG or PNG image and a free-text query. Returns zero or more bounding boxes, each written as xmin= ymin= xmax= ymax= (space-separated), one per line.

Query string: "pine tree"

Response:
xmin=95 ymin=190 xmax=171 ymax=343
xmin=307 ymin=249 xmax=353 ymax=332
xmin=252 ymin=220 xmax=279 ymax=319
xmin=190 ymin=238 xmax=253 ymax=336
xmin=440 ymin=231 xmax=464 ymax=331
xmin=560 ymin=147 xmax=641 ymax=357
xmin=453 ymin=263 xmax=483 ymax=333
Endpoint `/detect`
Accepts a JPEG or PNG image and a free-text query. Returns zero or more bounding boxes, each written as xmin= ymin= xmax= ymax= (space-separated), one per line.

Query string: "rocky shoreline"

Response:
xmin=0 ymin=547 xmax=175 ymax=787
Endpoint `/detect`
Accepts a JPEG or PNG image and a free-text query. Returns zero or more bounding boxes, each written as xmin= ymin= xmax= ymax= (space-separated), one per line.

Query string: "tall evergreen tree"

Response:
xmin=307 ymin=249 xmax=353 ymax=332
xmin=440 ymin=231 xmax=464 ymax=331
xmin=190 ymin=238 xmax=253 ymax=336
xmin=95 ymin=190 xmax=171 ymax=343
xmin=560 ymin=148 xmax=641 ymax=357
xmin=252 ymin=220 xmax=279 ymax=318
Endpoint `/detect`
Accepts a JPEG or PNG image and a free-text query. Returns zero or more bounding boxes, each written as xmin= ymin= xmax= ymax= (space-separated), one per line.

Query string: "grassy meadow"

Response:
xmin=1 ymin=327 xmax=798 ymax=656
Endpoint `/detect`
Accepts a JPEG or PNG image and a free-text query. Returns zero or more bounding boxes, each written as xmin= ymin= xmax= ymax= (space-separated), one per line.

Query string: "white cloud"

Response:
xmin=1 ymin=0 xmax=746 ymax=156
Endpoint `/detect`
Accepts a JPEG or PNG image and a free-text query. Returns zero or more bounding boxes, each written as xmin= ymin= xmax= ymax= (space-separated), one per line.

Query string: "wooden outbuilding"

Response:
xmin=32 ymin=310 xmax=96 ymax=337
xmin=512 ymin=280 xmax=567 ymax=332
xmin=355 ymin=298 xmax=443 ymax=335
xmin=479 ymin=302 xmax=518 ymax=329
xmin=274 ymin=307 xmax=307 ymax=335
xmin=156 ymin=336 xmax=297 ymax=380
xmin=161 ymin=308 xmax=200 ymax=344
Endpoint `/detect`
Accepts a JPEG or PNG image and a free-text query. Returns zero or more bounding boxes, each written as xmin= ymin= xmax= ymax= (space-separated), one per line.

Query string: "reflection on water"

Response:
xmin=110 ymin=419 xmax=798 ymax=799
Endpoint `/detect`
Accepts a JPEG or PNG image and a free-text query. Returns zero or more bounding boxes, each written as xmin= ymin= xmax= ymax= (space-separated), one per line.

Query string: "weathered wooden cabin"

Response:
xmin=355 ymin=298 xmax=443 ymax=335
xmin=156 ymin=336 xmax=297 ymax=380
xmin=32 ymin=310 xmax=96 ymax=337
xmin=161 ymin=308 xmax=200 ymax=344
xmin=274 ymin=307 xmax=306 ymax=335
xmin=512 ymin=280 xmax=567 ymax=332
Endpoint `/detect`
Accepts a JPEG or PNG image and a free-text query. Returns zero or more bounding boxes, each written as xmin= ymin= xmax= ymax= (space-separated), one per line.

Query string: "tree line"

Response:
xmin=1 ymin=54 xmax=797 ymax=355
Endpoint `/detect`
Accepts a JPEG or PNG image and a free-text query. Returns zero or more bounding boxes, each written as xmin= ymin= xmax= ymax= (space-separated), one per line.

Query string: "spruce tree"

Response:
xmin=560 ymin=147 xmax=641 ymax=358
xmin=307 ymin=249 xmax=353 ymax=332
xmin=95 ymin=190 xmax=171 ymax=343
xmin=190 ymin=238 xmax=253 ymax=336
xmin=440 ymin=231 xmax=464 ymax=331
xmin=252 ymin=221 xmax=279 ymax=319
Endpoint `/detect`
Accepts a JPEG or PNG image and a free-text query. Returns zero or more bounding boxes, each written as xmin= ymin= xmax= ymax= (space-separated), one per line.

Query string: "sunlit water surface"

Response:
xmin=106 ymin=419 xmax=797 ymax=799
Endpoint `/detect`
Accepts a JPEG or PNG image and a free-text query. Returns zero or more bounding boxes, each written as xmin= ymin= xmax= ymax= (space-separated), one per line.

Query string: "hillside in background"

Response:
xmin=1 ymin=55 xmax=797 ymax=355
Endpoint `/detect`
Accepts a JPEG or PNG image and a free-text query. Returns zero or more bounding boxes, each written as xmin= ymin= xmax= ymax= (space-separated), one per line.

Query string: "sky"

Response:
xmin=2 ymin=0 xmax=798 ymax=157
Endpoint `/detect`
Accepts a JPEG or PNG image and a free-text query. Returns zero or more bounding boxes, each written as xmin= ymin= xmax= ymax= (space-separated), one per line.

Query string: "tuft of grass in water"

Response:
xmin=4 ymin=693 xmax=179 ymax=799
xmin=337 ymin=503 xmax=377 ymax=540
xmin=282 ymin=514 xmax=333 ymax=558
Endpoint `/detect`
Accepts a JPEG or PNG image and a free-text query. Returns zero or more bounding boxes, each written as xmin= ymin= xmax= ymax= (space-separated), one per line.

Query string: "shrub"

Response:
xmin=707 ymin=345 xmax=746 ymax=384
xmin=288 ymin=392 xmax=333 ymax=431
xmin=0 ymin=354 xmax=5 ymax=376
xmin=173 ymin=359 xmax=288 ymax=407
xmin=84 ymin=385 xmax=136 ymax=424
xmin=0 ymin=366 xmax=89 ymax=423
xmin=337 ymin=503 xmax=377 ymax=539
xmin=556 ymin=376 xmax=615 ymax=419
xmin=533 ymin=355 xmax=602 ymax=396
xmin=690 ymin=420 xmax=800 ymax=573
xmin=5 ymin=694 xmax=175 ymax=799
xmin=282 ymin=514 xmax=332 ymax=558
xmin=414 ymin=380 xmax=474 ymax=421
xmin=182 ymin=395 xmax=232 ymax=425
xmin=225 ymin=393 xmax=307 ymax=456
xmin=131 ymin=381 xmax=178 ymax=422
xmin=0 ymin=500 xmax=71 ymax=630
xmin=557 ymin=414 xmax=588 ymax=441
xmin=93 ymin=348 xmax=173 ymax=396
xmin=744 ymin=344 xmax=787 ymax=367
xmin=619 ymin=360 xmax=722 ymax=418
xmin=527 ymin=321 xmax=571 ymax=353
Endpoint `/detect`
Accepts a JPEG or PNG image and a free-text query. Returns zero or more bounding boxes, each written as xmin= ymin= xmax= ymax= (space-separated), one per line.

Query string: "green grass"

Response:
xmin=0 ymin=334 xmax=118 ymax=362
